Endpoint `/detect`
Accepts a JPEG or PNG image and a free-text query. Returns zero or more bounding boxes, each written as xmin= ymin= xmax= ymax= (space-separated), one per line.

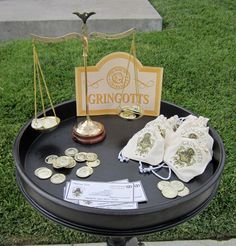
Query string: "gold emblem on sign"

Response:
xmin=107 ymin=66 xmax=130 ymax=89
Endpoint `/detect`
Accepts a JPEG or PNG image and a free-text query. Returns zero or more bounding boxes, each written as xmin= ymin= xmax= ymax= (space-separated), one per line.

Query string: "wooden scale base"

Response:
xmin=72 ymin=119 xmax=106 ymax=144
xmin=72 ymin=126 xmax=106 ymax=144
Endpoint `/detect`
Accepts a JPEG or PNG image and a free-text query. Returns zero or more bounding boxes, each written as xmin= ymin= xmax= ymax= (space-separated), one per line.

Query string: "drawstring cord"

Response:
xmin=118 ymin=150 xmax=129 ymax=162
xmin=138 ymin=161 xmax=171 ymax=180
xmin=118 ymin=151 xmax=172 ymax=180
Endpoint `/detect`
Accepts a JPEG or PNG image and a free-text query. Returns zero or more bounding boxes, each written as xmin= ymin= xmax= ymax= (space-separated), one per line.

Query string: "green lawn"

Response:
xmin=0 ymin=0 xmax=236 ymax=245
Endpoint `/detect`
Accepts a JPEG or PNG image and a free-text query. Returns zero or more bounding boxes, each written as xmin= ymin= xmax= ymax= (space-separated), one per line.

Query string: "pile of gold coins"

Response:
xmin=31 ymin=116 xmax=60 ymax=131
xmin=34 ymin=147 xmax=101 ymax=184
xmin=157 ymin=180 xmax=190 ymax=199
xmin=74 ymin=151 xmax=100 ymax=178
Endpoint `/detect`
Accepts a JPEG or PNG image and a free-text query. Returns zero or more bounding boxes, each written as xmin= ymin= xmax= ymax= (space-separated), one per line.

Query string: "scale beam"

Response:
xmin=31 ymin=29 xmax=136 ymax=43
xmin=31 ymin=33 xmax=82 ymax=43
xmin=89 ymin=28 xmax=136 ymax=40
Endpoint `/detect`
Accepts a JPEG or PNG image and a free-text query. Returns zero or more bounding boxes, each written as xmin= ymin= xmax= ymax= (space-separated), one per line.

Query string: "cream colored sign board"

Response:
xmin=75 ymin=52 xmax=163 ymax=116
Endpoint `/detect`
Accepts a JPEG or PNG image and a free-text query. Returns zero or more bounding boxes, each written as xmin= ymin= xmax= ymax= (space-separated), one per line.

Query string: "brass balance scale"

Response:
xmin=31 ymin=11 xmax=143 ymax=144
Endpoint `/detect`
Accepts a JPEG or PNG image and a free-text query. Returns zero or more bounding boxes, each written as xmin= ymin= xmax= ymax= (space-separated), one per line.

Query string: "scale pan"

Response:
xmin=31 ymin=116 xmax=60 ymax=131
xmin=118 ymin=105 xmax=143 ymax=120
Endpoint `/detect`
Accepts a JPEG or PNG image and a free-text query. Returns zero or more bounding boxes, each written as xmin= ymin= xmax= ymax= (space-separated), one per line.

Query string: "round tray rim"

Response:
xmin=16 ymin=172 xmax=220 ymax=236
xmin=13 ymin=99 xmax=225 ymax=216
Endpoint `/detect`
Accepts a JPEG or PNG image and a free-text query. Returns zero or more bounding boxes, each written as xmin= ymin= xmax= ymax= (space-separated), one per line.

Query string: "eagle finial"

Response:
xmin=73 ymin=11 xmax=96 ymax=24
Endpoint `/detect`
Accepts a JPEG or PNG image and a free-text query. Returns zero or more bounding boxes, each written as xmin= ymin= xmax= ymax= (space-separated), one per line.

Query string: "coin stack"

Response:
xmin=34 ymin=147 xmax=101 ymax=183
xmin=75 ymin=152 xmax=100 ymax=178
xmin=31 ymin=116 xmax=60 ymax=131
xmin=157 ymin=180 xmax=190 ymax=199
xmin=52 ymin=156 xmax=76 ymax=169
xmin=120 ymin=110 xmax=136 ymax=120
xmin=34 ymin=147 xmax=79 ymax=184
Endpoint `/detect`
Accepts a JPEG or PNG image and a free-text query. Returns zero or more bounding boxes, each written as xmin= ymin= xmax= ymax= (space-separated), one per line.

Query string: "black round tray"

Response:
xmin=14 ymin=100 xmax=225 ymax=236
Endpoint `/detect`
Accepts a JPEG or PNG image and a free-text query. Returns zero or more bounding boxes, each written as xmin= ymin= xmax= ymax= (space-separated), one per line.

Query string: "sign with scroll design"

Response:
xmin=75 ymin=52 xmax=163 ymax=116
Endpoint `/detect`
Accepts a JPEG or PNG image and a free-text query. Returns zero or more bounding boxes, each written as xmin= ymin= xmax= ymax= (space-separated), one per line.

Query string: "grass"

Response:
xmin=0 ymin=0 xmax=236 ymax=245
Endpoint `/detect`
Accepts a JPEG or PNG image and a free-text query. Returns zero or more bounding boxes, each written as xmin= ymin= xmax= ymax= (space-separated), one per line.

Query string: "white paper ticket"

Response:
xmin=87 ymin=181 xmax=147 ymax=205
xmin=64 ymin=179 xmax=147 ymax=210
xmin=78 ymin=200 xmax=138 ymax=210
xmin=64 ymin=180 xmax=129 ymax=204
xmin=133 ymin=181 xmax=148 ymax=202
xmin=66 ymin=180 xmax=134 ymax=203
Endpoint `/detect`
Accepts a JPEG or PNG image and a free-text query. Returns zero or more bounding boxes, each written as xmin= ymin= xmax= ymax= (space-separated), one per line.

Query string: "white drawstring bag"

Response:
xmin=121 ymin=127 xmax=165 ymax=166
xmin=175 ymin=126 xmax=214 ymax=152
xmin=164 ymin=138 xmax=212 ymax=182
xmin=119 ymin=114 xmax=213 ymax=182
xmin=178 ymin=115 xmax=209 ymax=131
xmin=144 ymin=114 xmax=174 ymax=138
xmin=166 ymin=115 xmax=182 ymax=131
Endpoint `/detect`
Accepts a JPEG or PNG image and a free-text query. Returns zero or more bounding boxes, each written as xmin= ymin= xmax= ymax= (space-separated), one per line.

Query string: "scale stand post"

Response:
xmin=72 ymin=11 xmax=106 ymax=144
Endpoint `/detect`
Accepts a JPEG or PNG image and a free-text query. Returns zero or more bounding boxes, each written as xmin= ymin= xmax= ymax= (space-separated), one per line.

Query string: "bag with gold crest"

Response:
xmin=119 ymin=114 xmax=214 ymax=182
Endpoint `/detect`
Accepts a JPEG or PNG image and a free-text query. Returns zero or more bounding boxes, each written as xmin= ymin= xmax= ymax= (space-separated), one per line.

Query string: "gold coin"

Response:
xmin=86 ymin=152 xmax=98 ymax=162
xmin=157 ymin=181 xmax=171 ymax=191
xmin=53 ymin=156 xmax=72 ymax=169
xmin=74 ymin=152 xmax=87 ymax=162
xmin=170 ymin=180 xmax=185 ymax=192
xmin=45 ymin=155 xmax=58 ymax=164
xmin=120 ymin=111 xmax=136 ymax=120
xmin=178 ymin=186 xmax=190 ymax=197
xmin=86 ymin=159 xmax=101 ymax=168
xmin=42 ymin=116 xmax=60 ymax=129
xmin=65 ymin=158 xmax=76 ymax=169
xmin=161 ymin=186 xmax=178 ymax=199
xmin=65 ymin=147 xmax=78 ymax=157
xmin=34 ymin=167 xmax=52 ymax=179
xmin=31 ymin=118 xmax=44 ymax=130
xmin=76 ymin=166 xmax=93 ymax=178
xmin=50 ymin=173 xmax=66 ymax=184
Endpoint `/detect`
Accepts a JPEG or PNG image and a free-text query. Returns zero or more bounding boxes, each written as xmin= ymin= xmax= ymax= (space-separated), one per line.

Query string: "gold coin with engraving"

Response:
xmin=34 ymin=167 xmax=52 ymax=179
xmin=178 ymin=186 xmax=190 ymax=197
xmin=65 ymin=147 xmax=78 ymax=157
xmin=86 ymin=152 xmax=98 ymax=162
xmin=45 ymin=155 xmax=58 ymax=164
xmin=161 ymin=186 xmax=178 ymax=199
xmin=86 ymin=159 xmax=101 ymax=168
xmin=65 ymin=158 xmax=76 ymax=169
xmin=53 ymin=156 xmax=73 ymax=169
xmin=50 ymin=173 xmax=66 ymax=184
xmin=119 ymin=111 xmax=136 ymax=120
xmin=157 ymin=181 xmax=171 ymax=191
xmin=170 ymin=180 xmax=185 ymax=192
xmin=74 ymin=152 xmax=87 ymax=162
xmin=76 ymin=166 xmax=93 ymax=178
